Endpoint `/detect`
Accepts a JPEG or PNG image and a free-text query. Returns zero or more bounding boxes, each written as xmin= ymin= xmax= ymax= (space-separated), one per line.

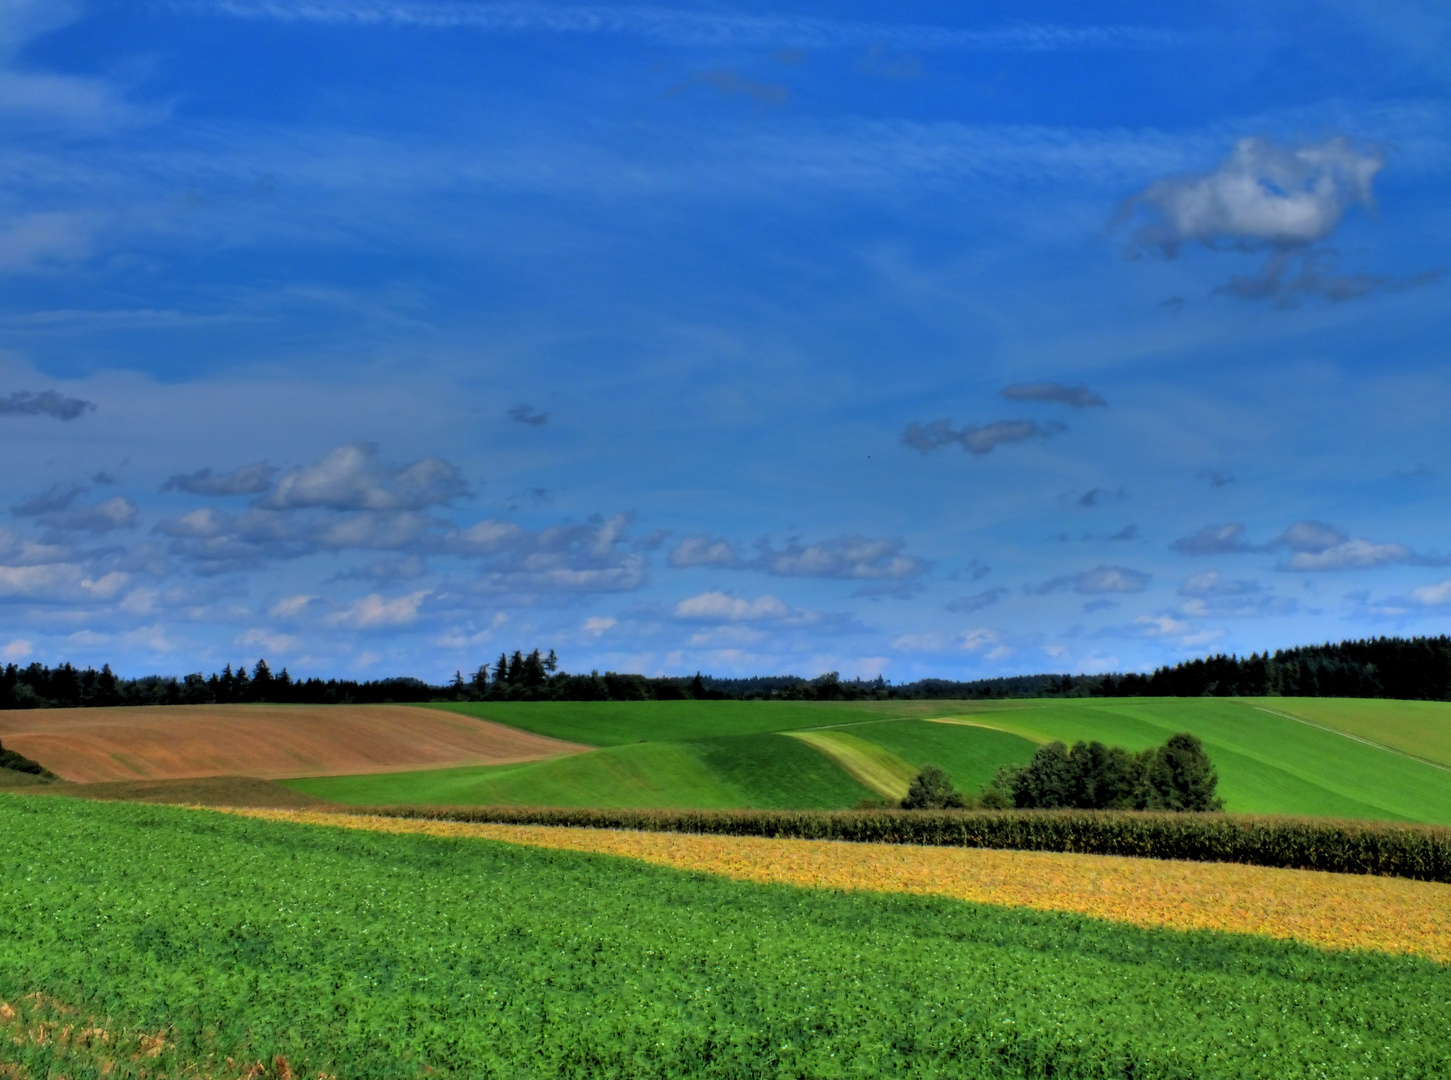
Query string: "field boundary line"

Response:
xmin=1250 ymin=704 xmax=1451 ymax=775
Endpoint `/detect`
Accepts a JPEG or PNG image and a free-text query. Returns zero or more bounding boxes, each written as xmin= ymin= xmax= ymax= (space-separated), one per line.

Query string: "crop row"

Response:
xmin=4 ymin=793 xmax=1451 ymax=1078
xmin=237 ymin=808 xmax=1451 ymax=963
xmin=351 ymin=803 xmax=1451 ymax=881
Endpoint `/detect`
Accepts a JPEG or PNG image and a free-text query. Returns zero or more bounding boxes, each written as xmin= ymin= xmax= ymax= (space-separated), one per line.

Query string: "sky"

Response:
xmin=2 ymin=0 xmax=1450 ymax=682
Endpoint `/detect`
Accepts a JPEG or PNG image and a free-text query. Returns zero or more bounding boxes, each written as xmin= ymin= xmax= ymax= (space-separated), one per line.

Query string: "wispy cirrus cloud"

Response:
xmin=184 ymin=2 xmax=1186 ymax=53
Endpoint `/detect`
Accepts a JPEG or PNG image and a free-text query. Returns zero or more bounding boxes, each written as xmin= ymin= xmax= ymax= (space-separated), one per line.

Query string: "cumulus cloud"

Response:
xmin=259 ymin=443 xmax=467 ymax=512
xmin=1001 ymin=381 xmax=1106 ymax=407
xmin=1126 ymin=136 xmax=1382 ymax=255
xmin=19 ymin=494 xmax=138 ymax=534
xmin=156 ymin=506 xmax=442 ymax=570
xmin=903 ymin=418 xmax=1064 ymax=455
xmin=322 ymin=591 xmax=430 ymax=629
xmin=164 ymin=461 xmax=279 ymax=496
xmin=1032 ymin=565 xmax=1150 ymax=595
xmin=0 ymin=562 xmax=129 ymax=604
xmin=669 ymin=535 xmax=741 ymax=568
xmin=674 ymin=591 xmax=791 ymax=622
xmin=1171 ymin=518 xmax=1444 ymax=572
xmin=946 ymin=588 xmax=1007 ymax=612
xmin=1177 ymin=571 xmax=1294 ymax=617
xmin=1170 ymin=522 xmax=1256 ymax=556
xmin=12 ymin=484 xmax=85 ymax=517
xmin=448 ymin=513 xmax=648 ymax=595
xmin=752 ymin=535 xmax=928 ymax=580
xmin=669 ymin=533 xmax=926 ymax=582
xmin=1123 ymin=135 xmax=1435 ymax=306
xmin=0 ymin=389 xmax=94 ymax=420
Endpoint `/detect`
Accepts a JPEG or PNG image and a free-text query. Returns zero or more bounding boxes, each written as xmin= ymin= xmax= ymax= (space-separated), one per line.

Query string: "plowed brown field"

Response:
xmin=0 ymin=705 xmax=586 ymax=783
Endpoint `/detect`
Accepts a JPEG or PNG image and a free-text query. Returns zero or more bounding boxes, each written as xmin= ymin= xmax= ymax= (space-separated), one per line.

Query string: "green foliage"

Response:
xmin=1139 ymin=733 xmax=1224 ymax=811
xmin=0 ymin=739 xmax=54 ymax=779
xmin=3 ymin=795 xmax=1450 ymax=1079
xmin=996 ymin=733 xmax=1222 ymax=812
xmin=900 ymin=764 xmax=967 ymax=809
xmin=360 ymin=802 xmax=1451 ymax=882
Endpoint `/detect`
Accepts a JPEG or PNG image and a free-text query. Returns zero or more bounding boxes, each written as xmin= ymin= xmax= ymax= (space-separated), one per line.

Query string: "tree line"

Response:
xmin=4 ymin=634 xmax=1451 ymax=710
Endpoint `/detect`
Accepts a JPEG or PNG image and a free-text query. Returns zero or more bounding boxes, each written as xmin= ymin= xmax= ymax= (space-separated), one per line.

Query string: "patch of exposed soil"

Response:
xmin=0 ymin=704 xmax=588 ymax=783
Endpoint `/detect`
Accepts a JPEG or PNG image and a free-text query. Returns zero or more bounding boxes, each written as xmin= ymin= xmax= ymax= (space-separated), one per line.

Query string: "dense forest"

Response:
xmin=3 ymin=635 xmax=1451 ymax=710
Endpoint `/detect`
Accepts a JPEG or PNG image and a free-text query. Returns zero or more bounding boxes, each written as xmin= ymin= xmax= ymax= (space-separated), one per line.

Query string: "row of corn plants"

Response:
xmin=3 ymin=792 xmax=1450 ymax=1079
xmin=351 ymin=803 xmax=1451 ymax=881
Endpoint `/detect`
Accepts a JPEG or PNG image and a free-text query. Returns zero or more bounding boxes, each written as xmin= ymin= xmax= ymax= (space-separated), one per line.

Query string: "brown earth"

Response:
xmin=0 ymin=704 xmax=588 ymax=784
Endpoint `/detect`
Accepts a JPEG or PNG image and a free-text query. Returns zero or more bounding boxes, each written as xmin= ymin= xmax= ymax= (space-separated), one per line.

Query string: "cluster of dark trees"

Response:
xmin=899 ymin=733 xmax=1222 ymax=813
xmin=989 ymin=734 xmax=1223 ymax=812
xmin=4 ymin=634 xmax=1451 ymax=711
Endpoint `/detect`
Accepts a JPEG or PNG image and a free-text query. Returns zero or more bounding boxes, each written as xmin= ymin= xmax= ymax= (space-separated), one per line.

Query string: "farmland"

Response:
xmin=287 ymin=697 xmax=1451 ymax=823
xmin=3 ymin=792 xmax=1450 ymax=1079
xmin=0 ymin=703 xmax=583 ymax=783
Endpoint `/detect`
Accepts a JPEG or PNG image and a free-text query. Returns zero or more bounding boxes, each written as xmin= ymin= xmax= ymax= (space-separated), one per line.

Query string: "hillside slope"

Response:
xmin=0 ymin=704 xmax=584 ymax=782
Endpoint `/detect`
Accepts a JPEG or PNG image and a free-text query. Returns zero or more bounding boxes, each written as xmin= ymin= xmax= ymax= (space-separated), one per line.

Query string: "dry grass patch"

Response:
xmin=231 ymin=808 xmax=1451 ymax=964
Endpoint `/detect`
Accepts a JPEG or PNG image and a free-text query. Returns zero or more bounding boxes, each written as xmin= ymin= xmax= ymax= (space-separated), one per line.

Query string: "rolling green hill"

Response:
xmin=283 ymin=697 xmax=1451 ymax=824
xmin=289 ymin=732 xmax=877 ymax=809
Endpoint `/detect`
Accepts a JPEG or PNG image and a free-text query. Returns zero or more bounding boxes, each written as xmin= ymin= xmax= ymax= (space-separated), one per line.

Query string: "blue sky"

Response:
xmin=2 ymin=0 xmax=1450 ymax=681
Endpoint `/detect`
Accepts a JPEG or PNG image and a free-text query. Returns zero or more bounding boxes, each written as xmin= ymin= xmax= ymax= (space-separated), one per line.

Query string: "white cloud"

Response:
xmin=668 ymin=535 xmax=740 ymax=568
xmin=1033 ymin=565 xmax=1150 ymax=595
xmin=1283 ymin=537 xmax=1415 ymax=572
xmin=582 ymin=615 xmax=617 ymax=635
xmin=753 ymin=535 xmax=927 ymax=580
xmin=235 ymin=628 xmax=303 ymax=654
xmin=322 ymin=590 xmax=429 ymax=629
xmin=1409 ymin=579 xmax=1451 ymax=606
xmin=674 ymin=591 xmax=790 ymax=622
xmin=1127 ymin=136 xmax=1382 ymax=254
xmin=0 ymin=563 xmax=130 ymax=603
xmin=259 ymin=443 xmax=467 ymax=512
xmin=961 ymin=628 xmax=1000 ymax=652
xmin=269 ymin=594 xmax=319 ymax=618
xmin=1 ymin=638 xmax=33 ymax=661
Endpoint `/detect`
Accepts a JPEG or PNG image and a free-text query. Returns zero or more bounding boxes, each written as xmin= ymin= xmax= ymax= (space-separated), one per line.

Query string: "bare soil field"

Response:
xmin=0 ymin=704 xmax=588 ymax=783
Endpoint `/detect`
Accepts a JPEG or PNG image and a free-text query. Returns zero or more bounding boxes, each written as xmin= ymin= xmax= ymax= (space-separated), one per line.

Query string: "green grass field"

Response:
xmin=283 ymin=697 xmax=1451 ymax=824
xmin=4 ymin=794 xmax=1448 ymax=1079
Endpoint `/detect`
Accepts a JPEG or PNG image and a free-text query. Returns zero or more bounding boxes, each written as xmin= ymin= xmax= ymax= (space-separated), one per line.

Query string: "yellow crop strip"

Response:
xmin=227 ymin=809 xmax=1451 ymax=964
